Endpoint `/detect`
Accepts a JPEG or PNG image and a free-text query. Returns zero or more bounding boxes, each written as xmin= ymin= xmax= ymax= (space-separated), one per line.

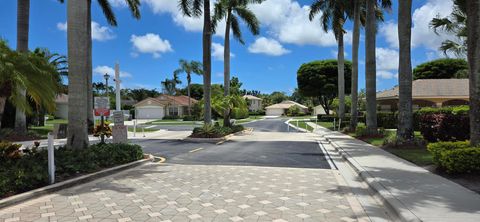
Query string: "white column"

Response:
xmin=115 ymin=62 xmax=121 ymax=111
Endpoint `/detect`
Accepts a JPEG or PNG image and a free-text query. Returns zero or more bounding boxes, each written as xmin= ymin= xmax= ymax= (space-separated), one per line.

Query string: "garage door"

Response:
xmin=136 ymin=107 xmax=164 ymax=119
xmin=266 ymin=108 xmax=284 ymax=116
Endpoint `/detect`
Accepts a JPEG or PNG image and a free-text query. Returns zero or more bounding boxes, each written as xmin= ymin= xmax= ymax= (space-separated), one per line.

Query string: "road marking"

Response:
xmin=145 ymin=125 xmax=156 ymax=129
xmin=189 ymin=148 xmax=204 ymax=153
xmin=150 ymin=155 xmax=166 ymax=163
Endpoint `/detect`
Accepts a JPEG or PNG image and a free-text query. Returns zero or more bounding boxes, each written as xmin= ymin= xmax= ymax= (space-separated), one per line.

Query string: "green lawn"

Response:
xmin=28 ymin=119 xmax=68 ymax=137
xmin=293 ymin=121 xmax=314 ymax=131
xmin=127 ymin=126 xmax=159 ymax=132
xmin=386 ymin=148 xmax=433 ymax=166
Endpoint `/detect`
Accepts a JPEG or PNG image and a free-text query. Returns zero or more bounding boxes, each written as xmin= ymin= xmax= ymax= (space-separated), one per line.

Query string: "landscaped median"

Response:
xmin=0 ymin=141 xmax=147 ymax=201
xmin=184 ymin=123 xmax=251 ymax=143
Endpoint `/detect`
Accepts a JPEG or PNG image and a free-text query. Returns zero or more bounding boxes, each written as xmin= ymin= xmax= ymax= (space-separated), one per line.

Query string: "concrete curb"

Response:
xmin=0 ymin=156 xmax=153 ymax=210
xmin=325 ymin=137 xmax=421 ymax=222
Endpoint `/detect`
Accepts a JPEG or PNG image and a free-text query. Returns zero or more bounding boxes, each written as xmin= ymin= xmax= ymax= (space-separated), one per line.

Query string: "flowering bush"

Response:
xmin=93 ymin=122 xmax=112 ymax=138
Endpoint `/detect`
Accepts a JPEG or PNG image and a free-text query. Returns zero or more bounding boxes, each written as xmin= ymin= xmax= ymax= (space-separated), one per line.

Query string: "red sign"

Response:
xmin=94 ymin=108 xmax=110 ymax=116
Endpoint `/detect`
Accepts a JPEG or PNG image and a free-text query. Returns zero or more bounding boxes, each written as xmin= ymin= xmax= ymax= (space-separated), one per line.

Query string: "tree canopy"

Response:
xmin=296 ymin=59 xmax=352 ymax=115
xmin=413 ymin=58 xmax=468 ymax=80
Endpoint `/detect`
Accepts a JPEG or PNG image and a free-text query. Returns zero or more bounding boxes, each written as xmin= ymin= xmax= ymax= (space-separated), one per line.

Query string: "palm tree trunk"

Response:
xmin=223 ymin=12 xmax=231 ymax=127
xmin=397 ymin=0 xmax=414 ymax=141
xmin=337 ymin=32 xmax=345 ymax=121
xmin=67 ymin=0 xmax=90 ymax=149
xmin=203 ymin=0 xmax=212 ymax=124
xmin=365 ymin=0 xmax=378 ymax=135
xmin=87 ymin=1 xmax=94 ymax=134
xmin=187 ymin=77 xmax=191 ymax=116
xmin=350 ymin=0 xmax=360 ymax=130
xmin=467 ymin=0 xmax=480 ymax=146
xmin=15 ymin=0 xmax=30 ymax=135
xmin=0 ymin=97 xmax=6 ymax=129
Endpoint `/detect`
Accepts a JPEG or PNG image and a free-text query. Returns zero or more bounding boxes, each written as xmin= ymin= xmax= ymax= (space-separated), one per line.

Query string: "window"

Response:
xmin=169 ymin=107 xmax=178 ymax=116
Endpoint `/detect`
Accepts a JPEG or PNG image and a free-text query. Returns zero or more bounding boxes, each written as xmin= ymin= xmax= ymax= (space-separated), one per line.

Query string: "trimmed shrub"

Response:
xmin=355 ymin=125 xmax=368 ymax=137
xmin=232 ymin=107 xmax=249 ymax=119
xmin=1 ymin=143 xmax=143 ymax=197
xmin=191 ymin=124 xmax=245 ymax=138
xmin=427 ymin=141 xmax=480 ymax=173
xmin=418 ymin=107 xmax=469 ymax=142
xmin=377 ymin=112 xmax=397 ymax=129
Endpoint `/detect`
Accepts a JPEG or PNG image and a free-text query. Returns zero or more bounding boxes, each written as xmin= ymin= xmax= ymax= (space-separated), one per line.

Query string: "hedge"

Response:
xmin=427 ymin=141 xmax=480 ymax=173
xmin=1 ymin=142 xmax=143 ymax=198
xmin=418 ymin=106 xmax=469 ymax=142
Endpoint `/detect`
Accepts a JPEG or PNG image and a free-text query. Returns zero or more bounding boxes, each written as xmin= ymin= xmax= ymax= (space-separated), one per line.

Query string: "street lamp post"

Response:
xmin=101 ymin=73 xmax=110 ymax=143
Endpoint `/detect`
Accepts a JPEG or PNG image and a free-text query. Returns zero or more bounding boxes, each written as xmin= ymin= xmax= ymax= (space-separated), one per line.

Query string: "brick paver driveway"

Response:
xmin=1 ymin=119 xmax=371 ymax=222
xmin=0 ymin=163 xmax=359 ymax=222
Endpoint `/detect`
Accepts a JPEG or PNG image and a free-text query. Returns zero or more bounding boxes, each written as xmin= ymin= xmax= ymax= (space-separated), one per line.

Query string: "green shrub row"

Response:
xmin=191 ymin=124 xmax=245 ymax=138
xmin=1 ymin=142 xmax=143 ymax=198
xmin=427 ymin=141 xmax=480 ymax=173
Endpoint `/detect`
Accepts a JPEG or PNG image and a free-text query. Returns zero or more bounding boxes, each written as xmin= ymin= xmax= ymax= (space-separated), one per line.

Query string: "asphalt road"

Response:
xmin=138 ymin=118 xmax=330 ymax=169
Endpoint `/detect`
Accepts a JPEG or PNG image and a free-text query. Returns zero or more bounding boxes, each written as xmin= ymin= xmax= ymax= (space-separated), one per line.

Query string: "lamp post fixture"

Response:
xmin=100 ymin=73 xmax=110 ymax=143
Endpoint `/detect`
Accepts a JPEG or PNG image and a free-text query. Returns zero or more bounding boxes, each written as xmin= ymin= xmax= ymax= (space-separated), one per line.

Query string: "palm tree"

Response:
xmin=63 ymin=0 xmax=140 ymax=148
xmin=0 ymin=41 xmax=58 ymax=129
xmin=349 ymin=0 xmax=391 ymax=131
xmin=397 ymin=0 xmax=414 ymax=142
xmin=466 ymin=0 xmax=480 ymax=146
xmin=162 ymin=74 xmax=181 ymax=116
xmin=180 ymin=0 xmax=213 ymax=124
xmin=365 ymin=0 xmax=377 ymax=135
xmin=430 ymin=0 xmax=467 ymax=57
xmin=14 ymin=0 xmax=30 ymax=134
xmin=309 ymin=0 xmax=349 ymax=121
xmin=212 ymin=0 xmax=262 ymax=126
xmin=174 ymin=59 xmax=203 ymax=116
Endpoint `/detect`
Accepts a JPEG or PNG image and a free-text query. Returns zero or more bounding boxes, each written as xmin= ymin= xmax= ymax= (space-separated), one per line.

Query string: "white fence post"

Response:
xmin=133 ymin=119 xmax=137 ymax=137
xmin=142 ymin=125 xmax=145 ymax=137
xmin=47 ymin=133 xmax=55 ymax=184
xmin=333 ymin=118 xmax=336 ymax=131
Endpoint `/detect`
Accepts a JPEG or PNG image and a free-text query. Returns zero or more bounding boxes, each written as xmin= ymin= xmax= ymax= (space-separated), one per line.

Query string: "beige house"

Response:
xmin=377 ymin=79 xmax=469 ymax=111
xmin=134 ymin=95 xmax=197 ymax=119
xmin=243 ymin=95 xmax=263 ymax=112
xmin=265 ymin=100 xmax=308 ymax=116
xmin=313 ymin=105 xmax=327 ymax=115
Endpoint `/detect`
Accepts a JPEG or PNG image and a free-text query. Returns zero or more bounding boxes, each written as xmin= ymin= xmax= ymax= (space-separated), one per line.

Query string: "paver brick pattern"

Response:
xmin=0 ymin=163 xmax=358 ymax=222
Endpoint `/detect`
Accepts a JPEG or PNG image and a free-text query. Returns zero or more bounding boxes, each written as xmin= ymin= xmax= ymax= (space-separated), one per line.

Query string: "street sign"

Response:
xmin=94 ymin=97 xmax=110 ymax=116
xmin=113 ymin=111 xmax=124 ymax=126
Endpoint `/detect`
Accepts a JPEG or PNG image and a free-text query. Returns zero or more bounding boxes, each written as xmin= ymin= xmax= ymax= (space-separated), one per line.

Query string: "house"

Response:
xmin=134 ymin=95 xmax=198 ymax=119
xmin=54 ymin=94 xmax=68 ymax=119
xmin=243 ymin=95 xmax=263 ymax=112
xmin=265 ymin=100 xmax=308 ymax=116
xmin=377 ymin=79 xmax=469 ymax=111
xmin=313 ymin=105 xmax=327 ymax=115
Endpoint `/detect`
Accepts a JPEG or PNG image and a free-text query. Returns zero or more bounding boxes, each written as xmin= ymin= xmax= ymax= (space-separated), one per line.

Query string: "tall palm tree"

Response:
xmin=397 ymin=0 xmax=413 ymax=141
xmin=15 ymin=0 xmax=30 ymax=134
xmin=309 ymin=0 xmax=349 ymax=121
xmin=174 ymin=59 xmax=203 ymax=116
xmin=466 ymin=0 xmax=480 ymax=146
xmin=0 ymin=41 xmax=58 ymax=129
xmin=365 ymin=0 xmax=377 ymax=135
xmin=62 ymin=0 xmax=140 ymax=148
xmin=180 ymin=0 xmax=213 ymax=124
xmin=430 ymin=0 xmax=467 ymax=57
xmin=212 ymin=0 xmax=262 ymax=126
xmin=349 ymin=0 xmax=391 ymax=131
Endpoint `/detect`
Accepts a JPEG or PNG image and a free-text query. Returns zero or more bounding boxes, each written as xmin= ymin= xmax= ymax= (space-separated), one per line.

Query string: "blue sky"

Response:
xmin=0 ymin=0 xmax=456 ymax=95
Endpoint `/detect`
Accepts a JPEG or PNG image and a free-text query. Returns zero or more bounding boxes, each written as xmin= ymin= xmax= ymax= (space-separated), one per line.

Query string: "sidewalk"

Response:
xmin=308 ymin=122 xmax=480 ymax=222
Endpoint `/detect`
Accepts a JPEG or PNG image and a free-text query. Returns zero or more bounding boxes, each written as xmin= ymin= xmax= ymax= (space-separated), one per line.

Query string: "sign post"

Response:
xmin=112 ymin=111 xmax=128 ymax=143
xmin=94 ymin=97 xmax=110 ymax=143
xmin=47 ymin=133 xmax=55 ymax=184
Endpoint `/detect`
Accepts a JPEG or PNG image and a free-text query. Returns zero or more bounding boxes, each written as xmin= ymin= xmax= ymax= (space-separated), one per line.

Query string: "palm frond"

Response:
xmin=125 ymin=0 xmax=141 ymax=19
xmin=230 ymin=16 xmax=244 ymax=44
xmin=97 ymin=0 xmax=118 ymax=26
xmin=234 ymin=6 xmax=260 ymax=35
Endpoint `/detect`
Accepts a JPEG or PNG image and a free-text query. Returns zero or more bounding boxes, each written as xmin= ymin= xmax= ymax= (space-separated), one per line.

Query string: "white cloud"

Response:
xmin=380 ymin=0 xmax=455 ymax=50
xmin=250 ymin=0 xmax=342 ymax=47
xmin=248 ymin=37 xmax=290 ymax=56
xmin=143 ymin=0 xmax=227 ymax=37
xmin=376 ymin=48 xmax=399 ymax=71
xmin=377 ymin=70 xmax=398 ymax=79
xmin=57 ymin=21 xmax=115 ymax=41
xmin=93 ymin=65 xmax=132 ymax=78
xmin=212 ymin=42 xmax=234 ymax=61
xmin=130 ymin=33 xmax=173 ymax=58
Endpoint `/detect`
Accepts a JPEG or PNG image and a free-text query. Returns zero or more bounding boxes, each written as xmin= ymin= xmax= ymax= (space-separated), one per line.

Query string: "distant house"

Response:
xmin=243 ymin=95 xmax=263 ymax=112
xmin=313 ymin=105 xmax=327 ymax=115
xmin=377 ymin=79 xmax=469 ymax=111
xmin=55 ymin=94 xmax=68 ymax=119
xmin=265 ymin=100 xmax=308 ymax=116
xmin=134 ymin=95 xmax=197 ymax=119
